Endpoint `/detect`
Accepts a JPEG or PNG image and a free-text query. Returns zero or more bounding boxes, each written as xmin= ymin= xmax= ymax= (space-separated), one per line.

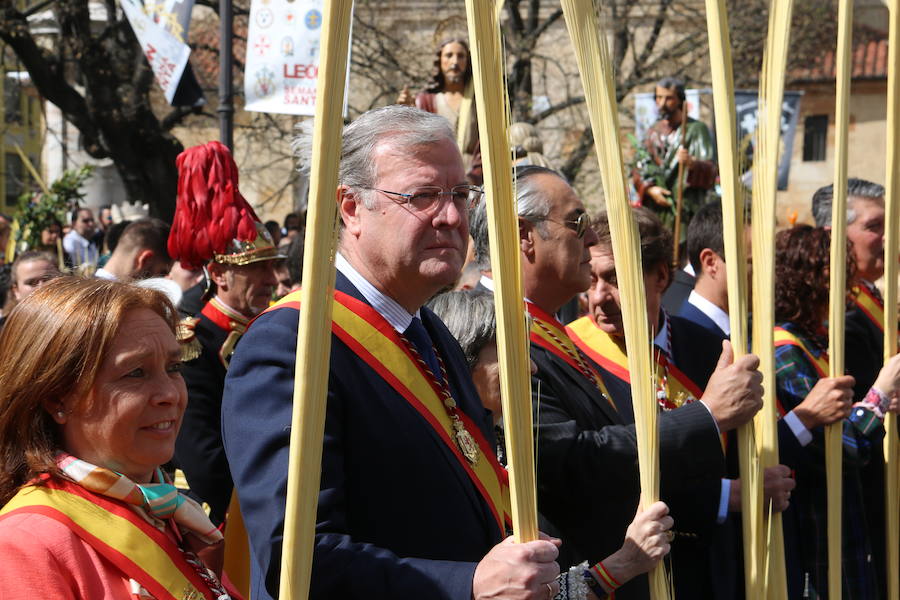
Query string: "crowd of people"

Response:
xmin=0 ymin=37 xmax=897 ymax=600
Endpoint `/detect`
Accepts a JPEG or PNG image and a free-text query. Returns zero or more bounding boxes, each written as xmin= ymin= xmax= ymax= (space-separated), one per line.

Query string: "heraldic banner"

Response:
xmin=244 ymin=0 xmax=350 ymax=116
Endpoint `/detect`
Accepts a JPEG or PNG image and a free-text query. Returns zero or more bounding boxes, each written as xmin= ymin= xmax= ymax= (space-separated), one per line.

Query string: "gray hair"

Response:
xmin=427 ymin=289 xmax=496 ymax=369
xmin=470 ymin=164 xmax=564 ymax=270
xmin=292 ymin=105 xmax=456 ymax=210
xmin=811 ymin=177 xmax=884 ymax=227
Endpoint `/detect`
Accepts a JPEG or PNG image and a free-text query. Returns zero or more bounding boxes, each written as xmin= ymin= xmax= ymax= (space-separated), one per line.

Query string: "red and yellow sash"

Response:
xmin=526 ymin=303 xmax=614 ymax=408
xmin=851 ymin=284 xmax=900 ymax=343
xmin=201 ymin=297 xmax=250 ymax=368
xmin=567 ymin=316 xmax=704 ymax=407
xmin=773 ymin=327 xmax=829 ymax=379
xmin=852 ymin=284 xmax=885 ymax=333
xmin=773 ymin=327 xmax=829 ymax=418
xmin=264 ymin=290 xmax=511 ymax=533
xmin=0 ymin=479 xmax=216 ymax=600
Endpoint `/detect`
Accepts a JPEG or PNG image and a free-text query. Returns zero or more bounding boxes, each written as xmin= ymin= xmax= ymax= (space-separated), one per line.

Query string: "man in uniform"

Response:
xmin=632 ymin=77 xmax=716 ymax=238
xmin=168 ymin=141 xmax=282 ymax=525
xmin=470 ymin=165 xmax=764 ymax=599
xmin=222 ymin=106 xmax=560 ymax=599
xmin=398 ymin=38 xmax=481 ymax=184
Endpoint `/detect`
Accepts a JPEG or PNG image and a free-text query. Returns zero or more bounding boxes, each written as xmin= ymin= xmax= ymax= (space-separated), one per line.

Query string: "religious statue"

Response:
xmin=398 ymin=38 xmax=482 ymax=184
xmin=632 ymin=77 xmax=717 ymax=240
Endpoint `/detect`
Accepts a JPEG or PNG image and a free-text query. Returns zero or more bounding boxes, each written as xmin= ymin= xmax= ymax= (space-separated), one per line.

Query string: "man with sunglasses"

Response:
xmin=222 ymin=107 xmax=561 ymax=600
xmin=470 ymin=165 xmax=764 ymax=599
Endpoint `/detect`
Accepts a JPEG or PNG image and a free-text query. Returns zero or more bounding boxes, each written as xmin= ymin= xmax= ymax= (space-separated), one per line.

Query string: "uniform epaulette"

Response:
xmin=177 ymin=316 xmax=202 ymax=362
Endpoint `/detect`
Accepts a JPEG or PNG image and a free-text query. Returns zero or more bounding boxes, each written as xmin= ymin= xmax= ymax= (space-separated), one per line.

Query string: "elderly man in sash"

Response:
xmin=222 ymin=107 xmax=560 ymax=600
xmin=812 ymin=178 xmax=893 ymax=595
xmin=567 ymin=206 xmax=797 ymax=599
xmin=470 ymin=165 xmax=763 ymax=599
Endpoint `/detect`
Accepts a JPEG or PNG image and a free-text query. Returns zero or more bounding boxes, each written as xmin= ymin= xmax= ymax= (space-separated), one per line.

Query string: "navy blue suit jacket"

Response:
xmin=222 ymin=272 xmax=502 ymax=599
xmin=676 ymin=299 xmax=728 ymax=341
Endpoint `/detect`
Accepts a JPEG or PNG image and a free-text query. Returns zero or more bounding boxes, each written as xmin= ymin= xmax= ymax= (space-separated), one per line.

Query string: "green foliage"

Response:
xmin=15 ymin=166 xmax=94 ymax=249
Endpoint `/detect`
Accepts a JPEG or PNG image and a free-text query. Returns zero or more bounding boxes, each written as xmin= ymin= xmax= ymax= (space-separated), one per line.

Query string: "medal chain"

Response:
xmin=399 ymin=333 xmax=480 ymax=465
xmin=533 ymin=317 xmax=607 ymax=398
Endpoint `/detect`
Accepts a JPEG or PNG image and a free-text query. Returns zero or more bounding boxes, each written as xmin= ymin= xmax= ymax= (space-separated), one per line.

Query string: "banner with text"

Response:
xmin=244 ymin=0 xmax=350 ymax=116
xmin=120 ymin=0 xmax=192 ymax=105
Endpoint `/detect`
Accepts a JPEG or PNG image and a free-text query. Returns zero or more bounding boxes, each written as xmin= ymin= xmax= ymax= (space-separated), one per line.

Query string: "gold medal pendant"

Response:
xmin=453 ymin=419 xmax=480 ymax=466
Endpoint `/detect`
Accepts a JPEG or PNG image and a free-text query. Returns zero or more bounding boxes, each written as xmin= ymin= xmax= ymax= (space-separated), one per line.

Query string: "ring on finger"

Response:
xmin=546 ymin=582 xmax=554 ymax=599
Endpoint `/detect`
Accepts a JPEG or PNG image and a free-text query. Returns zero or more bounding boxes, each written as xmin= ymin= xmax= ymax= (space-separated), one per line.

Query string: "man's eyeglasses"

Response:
xmin=543 ymin=212 xmax=591 ymax=239
xmin=363 ymin=185 xmax=484 ymax=213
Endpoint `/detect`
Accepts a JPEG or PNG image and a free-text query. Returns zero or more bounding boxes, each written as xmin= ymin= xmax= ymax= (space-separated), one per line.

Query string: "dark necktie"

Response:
xmin=404 ymin=317 xmax=442 ymax=379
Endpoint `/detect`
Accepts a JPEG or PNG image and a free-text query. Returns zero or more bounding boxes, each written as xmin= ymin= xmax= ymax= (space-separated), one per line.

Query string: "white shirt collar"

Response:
xmin=479 ymin=274 xmax=494 ymax=291
xmin=335 ymin=252 xmax=419 ymax=333
xmin=688 ymin=290 xmax=731 ymax=335
xmin=652 ymin=310 xmax=671 ymax=357
xmin=94 ymin=267 xmax=117 ymax=281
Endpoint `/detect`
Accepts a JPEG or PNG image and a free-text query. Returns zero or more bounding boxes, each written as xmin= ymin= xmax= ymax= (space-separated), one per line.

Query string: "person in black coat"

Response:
xmin=471 ymin=165 xmax=765 ymax=599
xmin=222 ymin=106 xmax=560 ymax=600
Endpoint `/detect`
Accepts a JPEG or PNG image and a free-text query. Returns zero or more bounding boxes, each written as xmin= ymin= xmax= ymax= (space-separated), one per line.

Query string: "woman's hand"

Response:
xmin=600 ymin=500 xmax=672 ymax=586
xmin=792 ymin=375 xmax=854 ymax=429
xmin=874 ymin=353 xmax=900 ymax=401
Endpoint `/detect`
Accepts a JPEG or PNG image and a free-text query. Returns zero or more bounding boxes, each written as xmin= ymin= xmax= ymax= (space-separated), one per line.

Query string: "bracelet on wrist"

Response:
xmin=589 ymin=560 xmax=621 ymax=593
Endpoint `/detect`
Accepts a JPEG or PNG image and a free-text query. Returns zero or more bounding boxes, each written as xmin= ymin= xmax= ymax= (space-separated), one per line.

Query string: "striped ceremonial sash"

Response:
xmin=0 ymin=479 xmax=215 ymax=600
xmin=263 ymin=290 xmax=512 ymax=533
xmin=851 ymin=284 xmax=900 ymax=346
xmin=567 ymin=316 xmax=704 ymax=405
xmin=526 ymin=303 xmax=615 ymax=408
xmin=773 ymin=327 xmax=829 ymax=379
xmin=852 ymin=284 xmax=885 ymax=333
xmin=568 ymin=315 xmax=726 ymax=449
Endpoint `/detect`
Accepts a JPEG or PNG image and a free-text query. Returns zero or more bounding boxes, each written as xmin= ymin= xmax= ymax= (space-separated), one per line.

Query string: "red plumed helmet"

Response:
xmin=168 ymin=141 xmax=281 ymax=270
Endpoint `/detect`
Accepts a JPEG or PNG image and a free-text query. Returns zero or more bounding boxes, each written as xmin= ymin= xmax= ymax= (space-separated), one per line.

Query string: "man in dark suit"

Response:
xmin=221 ymin=106 xmax=560 ymax=600
xmin=470 ymin=165 xmax=765 ymax=599
xmin=569 ymin=206 xmax=798 ymax=599
xmin=676 ymin=199 xmax=735 ymax=341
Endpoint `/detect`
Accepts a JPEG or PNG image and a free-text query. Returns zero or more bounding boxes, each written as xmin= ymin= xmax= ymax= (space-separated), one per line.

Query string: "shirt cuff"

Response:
xmin=698 ymin=400 xmax=722 ymax=436
xmin=784 ymin=410 xmax=813 ymax=446
xmin=717 ymin=479 xmax=731 ymax=523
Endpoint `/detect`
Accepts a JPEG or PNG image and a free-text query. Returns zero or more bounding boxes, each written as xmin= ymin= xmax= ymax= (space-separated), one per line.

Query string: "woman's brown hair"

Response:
xmin=774 ymin=225 xmax=857 ymax=338
xmin=0 ymin=277 xmax=177 ymax=505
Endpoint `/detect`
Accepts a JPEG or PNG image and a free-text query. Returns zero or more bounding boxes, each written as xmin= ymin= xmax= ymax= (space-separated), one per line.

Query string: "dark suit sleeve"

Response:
xmin=534 ymin=368 xmax=725 ymax=493
xmin=176 ymin=334 xmax=232 ymax=524
xmin=223 ymin=309 xmax=477 ymax=600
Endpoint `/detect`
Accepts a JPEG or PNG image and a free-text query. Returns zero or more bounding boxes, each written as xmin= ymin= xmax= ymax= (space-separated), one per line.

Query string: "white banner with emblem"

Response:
xmin=120 ymin=0 xmax=192 ymax=105
xmin=244 ymin=0 xmax=350 ymax=116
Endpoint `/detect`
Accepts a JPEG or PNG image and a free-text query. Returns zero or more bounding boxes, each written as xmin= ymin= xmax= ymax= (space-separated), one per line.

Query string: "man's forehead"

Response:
xmin=849 ymin=195 xmax=885 ymax=215
xmin=589 ymin=245 xmax=615 ymax=267
xmin=372 ymin=139 xmax=464 ymax=181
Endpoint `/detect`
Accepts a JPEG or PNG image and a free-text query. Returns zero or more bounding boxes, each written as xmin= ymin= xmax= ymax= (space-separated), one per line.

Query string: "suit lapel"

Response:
xmin=335 ymin=272 xmax=497 ymax=538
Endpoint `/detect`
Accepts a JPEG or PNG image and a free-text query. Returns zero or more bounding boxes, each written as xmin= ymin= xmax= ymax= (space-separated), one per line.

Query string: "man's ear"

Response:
xmin=519 ymin=219 xmax=535 ymax=258
xmin=207 ymin=262 xmax=229 ymax=289
xmin=134 ymin=249 xmax=154 ymax=273
xmin=698 ymin=248 xmax=720 ymax=278
xmin=651 ymin=260 xmax=670 ymax=293
xmin=338 ymin=185 xmax=364 ymax=236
